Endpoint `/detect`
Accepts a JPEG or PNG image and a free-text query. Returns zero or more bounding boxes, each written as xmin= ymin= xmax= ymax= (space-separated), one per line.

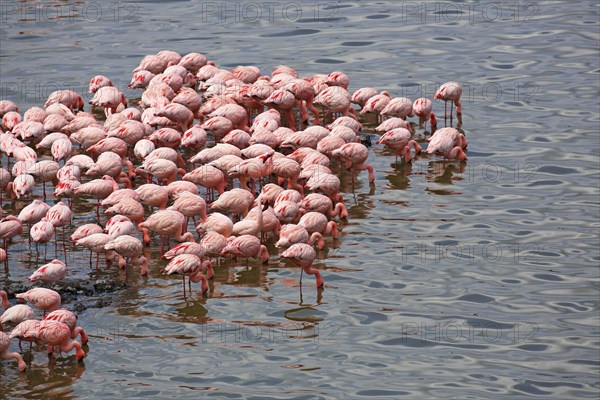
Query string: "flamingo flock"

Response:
xmin=0 ymin=49 xmax=468 ymax=372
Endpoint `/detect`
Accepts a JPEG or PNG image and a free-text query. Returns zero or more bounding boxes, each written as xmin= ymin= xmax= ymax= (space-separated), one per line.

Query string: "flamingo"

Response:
xmin=69 ymin=223 xmax=103 ymax=243
xmin=17 ymin=199 xmax=50 ymax=225
xmin=196 ymin=212 xmax=233 ymax=237
xmin=15 ymin=287 xmax=61 ymax=315
xmin=281 ymin=243 xmax=324 ymax=288
xmin=412 ymin=98 xmax=437 ymax=130
xmin=75 ymin=175 xmax=119 ymax=219
xmin=138 ymin=210 xmax=195 ymax=251
xmin=28 ymin=259 xmax=67 ymax=285
xmin=43 ymin=309 xmax=88 ymax=345
xmin=332 ymin=143 xmax=375 ymax=184
xmin=375 ymin=117 xmax=414 ymax=134
xmin=380 ymin=97 xmax=415 ymax=120
xmin=351 ymin=87 xmax=378 ymax=107
xmin=28 ymin=320 xmax=86 ymax=360
xmin=161 ymin=254 xmax=210 ymax=296
xmin=0 ymin=331 xmax=27 ymax=371
xmin=89 ymin=86 xmax=127 ymax=116
xmin=299 ymin=212 xmax=339 ymax=239
xmin=135 ymin=184 xmax=169 ymax=209
xmin=434 ymin=81 xmax=462 ymax=126
xmin=275 ymin=224 xmax=324 ymax=249
xmin=0 ymin=216 xmax=22 ymax=267
xmin=88 ymin=75 xmax=113 ymax=93
xmin=0 ymin=295 xmax=35 ymax=331
xmin=376 ymin=128 xmax=422 ymax=163
xmin=104 ymin=235 xmax=148 ymax=276
xmin=426 ymin=127 xmax=468 ymax=161
xmin=221 ymin=234 xmax=269 ymax=264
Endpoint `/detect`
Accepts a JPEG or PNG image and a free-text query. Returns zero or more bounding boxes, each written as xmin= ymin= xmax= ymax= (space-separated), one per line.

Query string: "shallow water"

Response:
xmin=1 ymin=0 xmax=599 ymax=399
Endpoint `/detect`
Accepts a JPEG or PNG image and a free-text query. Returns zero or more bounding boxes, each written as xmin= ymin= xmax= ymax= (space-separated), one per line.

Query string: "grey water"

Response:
xmin=0 ymin=0 xmax=599 ymax=398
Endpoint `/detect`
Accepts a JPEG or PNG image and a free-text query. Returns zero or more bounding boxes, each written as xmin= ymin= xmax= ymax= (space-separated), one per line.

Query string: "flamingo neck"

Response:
xmin=303 ymin=265 xmax=324 ymax=288
xmin=190 ymin=271 xmax=208 ymax=293
xmin=0 ymin=291 xmax=8 ymax=309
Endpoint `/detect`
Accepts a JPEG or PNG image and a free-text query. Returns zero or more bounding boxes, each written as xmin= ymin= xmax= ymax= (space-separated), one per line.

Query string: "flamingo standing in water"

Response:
xmin=434 ymin=81 xmax=462 ymax=126
xmin=26 ymin=320 xmax=86 ymax=360
xmin=43 ymin=309 xmax=89 ymax=345
xmin=0 ymin=290 xmax=35 ymax=331
xmin=138 ymin=210 xmax=195 ymax=251
xmin=412 ymin=98 xmax=437 ymax=131
xmin=104 ymin=235 xmax=148 ymax=276
xmin=15 ymin=287 xmax=61 ymax=316
xmin=426 ymin=127 xmax=468 ymax=161
xmin=282 ymin=243 xmax=324 ymax=288
xmin=332 ymin=143 xmax=375 ymax=184
xmin=161 ymin=254 xmax=210 ymax=296
xmin=1 ymin=331 xmax=27 ymax=371
xmin=376 ymin=128 xmax=422 ymax=163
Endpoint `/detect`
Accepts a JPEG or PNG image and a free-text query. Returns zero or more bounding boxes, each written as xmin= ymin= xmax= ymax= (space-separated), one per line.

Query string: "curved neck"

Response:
xmin=190 ymin=271 xmax=209 ymax=293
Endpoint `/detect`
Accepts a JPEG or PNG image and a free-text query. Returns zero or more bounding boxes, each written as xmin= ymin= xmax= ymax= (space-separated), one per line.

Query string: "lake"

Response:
xmin=0 ymin=0 xmax=599 ymax=398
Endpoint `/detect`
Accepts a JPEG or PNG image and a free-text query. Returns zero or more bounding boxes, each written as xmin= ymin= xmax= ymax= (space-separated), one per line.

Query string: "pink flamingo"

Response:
xmin=179 ymin=52 xmax=208 ymax=73
xmin=314 ymin=86 xmax=354 ymax=121
xmin=15 ymin=287 xmax=61 ymax=315
xmin=351 ymin=87 xmax=378 ymax=107
xmin=0 ymin=331 xmax=27 ymax=371
xmin=161 ymin=254 xmax=210 ymax=296
xmin=0 ymin=216 xmax=22 ymax=268
xmin=209 ymin=103 xmax=250 ymax=131
xmin=105 ymin=217 xmax=136 ymax=239
xmin=211 ymin=188 xmax=255 ymax=218
xmin=101 ymin=188 xmax=140 ymax=207
xmin=181 ymin=125 xmax=208 ymax=149
xmin=301 ymin=193 xmax=348 ymax=219
xmin=75 ymin=232 xmax=115 ymax=266
xmin=28 ymin=259 xmax=67 ymax=285
xmin=2 ymin=111 xmax=22 ymax=131
xmin=43 ymin=309 xmax=88 ymax=345
xmin=104 ymin=235 xmax=148 ymax=276
xmin=426 ymin=127 xmax=468 ymax=161
xmin=275 ymin=224 xmax=324 ymax=249
xmin=282 ymin=243 xmax=324 ymax=288
xmin=376 ymin=128 xmax=422 ymax=162
xmin=135 ymin=184 xmax=169 ymax=209
xmin=30 ymin=218 xmax=55 ymax=253
xmin=299 ymin=212 xmax=339 ymax=239
xmin=0 ymin=292 xmax=34 ymax=330
xmin=155 ymin=103 xmax=194 ymax=132
xmin=137 ymin=159 xmax=185 ymax=185
xmin=380 ymin=97 xmax=415 ymax=120
xmin=7 ymin=174 xmax=35 ymax=199
xmin=134 ymin=55 xmax=168 ymax=74
xmin=17 ymin=199 xmax=50 ymax=225
xmin=328 ymin=116 xmax=363 ymax=132
xmin=69 ymin=223 xmax=103 ymax=243
xmin=434 ymin=81 xmax=462 ymax=126
xmin=412 ymin=98 xmax=437 ymax=130
xmin=31 ymin=320 xmax=86 ymax=360
xmin=263 ymin=89 xmax=296 ymax=129
xmin=88 ymin=75 xmax=113 ymax=93
xmin=89 ymin=86 xmax=127 ymax=116
xmin=44 ymin=90 xmax=84 ymax=111
xmin=375 ymin=117 xmax=414 ymax=134
xmin=138 ymin=210 xmax=195 ymax=250
xmin=167 ymin=192 xmax=208 ymax=225
xmin=75 ymin=175 xmax=119 ymax=218
xmin=332 ymin=143 xmax=375 ymax=184
xmin=196 ymin=212 xmax=233 ymax=238
xmin=221 ymin=234 xmax=269 ymax=264
xmin=360 ymin=91 xmax=392 ymax=120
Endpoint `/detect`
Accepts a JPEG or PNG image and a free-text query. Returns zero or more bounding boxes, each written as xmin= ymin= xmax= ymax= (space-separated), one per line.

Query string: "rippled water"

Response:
xmin=1 ymin=0 xmax=599 ymax=398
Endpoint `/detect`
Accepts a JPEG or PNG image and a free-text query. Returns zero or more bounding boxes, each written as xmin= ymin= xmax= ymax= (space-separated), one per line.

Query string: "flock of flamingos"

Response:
xmin=0 ymin=50 xmax=467 ymax=372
